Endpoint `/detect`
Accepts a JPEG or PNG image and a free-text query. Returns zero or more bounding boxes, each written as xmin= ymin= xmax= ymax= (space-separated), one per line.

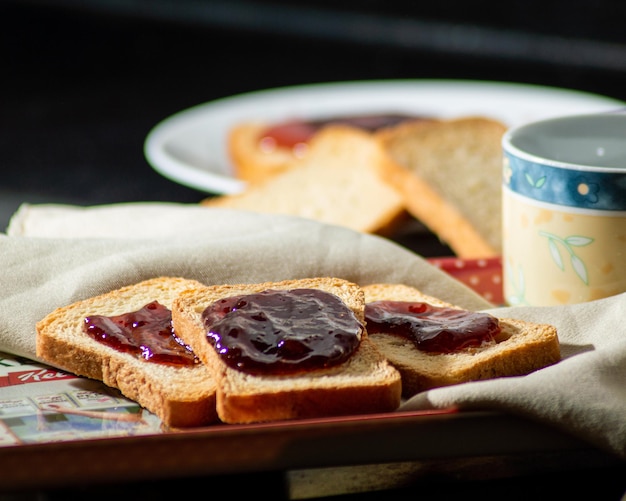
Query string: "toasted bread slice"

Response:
xmin=363 ymin=283 xmax=560 ymax=397
xmin=228 ymin=116 xmax=424 ymax=184
xmin=171 ymin=277 xmax=402 ymax=424
xmin=36 ymin=277 xmax=219 ymax=428
xmin=204 ymin=125 xmax=407 ymax=236
xmin=376 ymin=117 xmax=507 ymax=257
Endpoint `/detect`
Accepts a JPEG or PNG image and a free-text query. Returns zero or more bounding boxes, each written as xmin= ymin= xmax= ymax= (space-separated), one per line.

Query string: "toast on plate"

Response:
xmin=376 ymin=117 xmax=507 ymax=257
xmin=228 ymin=115 xmax=424 ymax=184
xmin=204 ymin=125 xmax=407 ymax=236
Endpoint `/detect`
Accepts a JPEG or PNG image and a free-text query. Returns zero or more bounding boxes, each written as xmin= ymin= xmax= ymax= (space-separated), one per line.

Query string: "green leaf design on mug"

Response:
xmin=504 ymin=261 xmax=527 ymax=305
xmin=539 ymin=231 xmax=594 ymax=285
xmin=547 ymin=239 xmax=563 ymax=269
xmin=524 ymin=173 xmax=547 ymax=188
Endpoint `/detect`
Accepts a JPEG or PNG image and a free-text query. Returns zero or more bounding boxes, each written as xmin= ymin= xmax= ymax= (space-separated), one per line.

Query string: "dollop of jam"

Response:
xmin=259 ymin=114 xmax=425 ymax=153
xmin=365 ymin=301 xmax=501 ymax=354
xmin=201 ymin=289 xmax=363 ymax=375
xmin=84 ymin=301 xmax=199 ymax=366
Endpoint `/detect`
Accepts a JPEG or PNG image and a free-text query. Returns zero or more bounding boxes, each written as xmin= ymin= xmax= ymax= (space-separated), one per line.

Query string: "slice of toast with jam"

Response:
xmin=36 ymin=277 xmax=219 ymax=428
xmin=171 ymin=277 xmax=402 ymax=424
xmin=363 ymin=283 xmax=561 ymax=397
xmin=228 ymin=114 xmax=422 ymax=184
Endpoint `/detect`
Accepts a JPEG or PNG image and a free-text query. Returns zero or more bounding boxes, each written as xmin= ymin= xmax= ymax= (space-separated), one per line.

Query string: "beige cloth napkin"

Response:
xmin=3 ymin=202 xmax=626 ymax=460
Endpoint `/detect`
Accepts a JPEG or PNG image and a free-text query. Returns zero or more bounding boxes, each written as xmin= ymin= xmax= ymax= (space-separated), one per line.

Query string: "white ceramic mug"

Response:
xmin=502 ymin=112 xmax=626 ymax=306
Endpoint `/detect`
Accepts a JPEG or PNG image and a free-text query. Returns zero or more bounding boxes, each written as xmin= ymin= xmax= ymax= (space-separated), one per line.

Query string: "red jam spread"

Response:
xmin=84 ymin=301 xmax=199 ymax=366
xmin=201 ymin=288 xmax=363 ymax=375
xmin=259 ymin=114 xmax=424 ymax=152
xmin=365 ymin=301 xmax=501 ymax=354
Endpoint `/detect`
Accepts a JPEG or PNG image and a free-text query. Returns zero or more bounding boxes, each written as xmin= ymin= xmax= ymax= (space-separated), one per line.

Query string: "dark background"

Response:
xmin=1 ymin=1 xmax=625 ymax=498
xmin=2 ymin=0 xmax=626 ymax=234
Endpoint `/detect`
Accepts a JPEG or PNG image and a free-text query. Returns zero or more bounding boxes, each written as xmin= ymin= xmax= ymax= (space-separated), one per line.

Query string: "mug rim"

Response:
xmin=502 ymin=112 xmax=626 ymax=174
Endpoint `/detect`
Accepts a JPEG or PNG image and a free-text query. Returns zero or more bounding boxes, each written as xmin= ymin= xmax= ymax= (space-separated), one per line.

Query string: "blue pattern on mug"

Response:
xmin=504 ymin=153 xmax=626 ymax=211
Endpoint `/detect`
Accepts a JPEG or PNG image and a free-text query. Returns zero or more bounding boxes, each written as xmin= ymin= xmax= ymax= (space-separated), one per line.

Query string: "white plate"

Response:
xmin=143 ymin=79 xmax=624 ymax=194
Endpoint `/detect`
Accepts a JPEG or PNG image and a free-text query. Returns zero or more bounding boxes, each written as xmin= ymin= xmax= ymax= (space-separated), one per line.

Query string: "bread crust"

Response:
xmin=35 ymin=277 xmax=219 ymax=428
xmin=376 ymin=117 xmax=507 ymax=258
xmin=228 ymin=122 xmax=298 ymax=183
xmin=363 ymin=283 xmax=561 ymax=397
xmin=171 ymin=277 xmax=402 ymax=424
xmin=208 ymin=125 xmax=408 ymax=236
